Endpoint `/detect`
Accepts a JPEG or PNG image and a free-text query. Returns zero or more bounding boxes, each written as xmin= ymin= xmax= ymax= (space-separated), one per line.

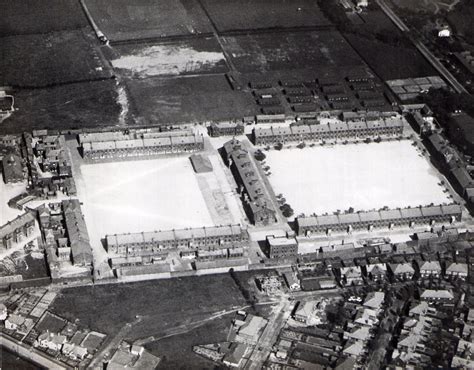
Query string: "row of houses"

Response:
xmin=427 ymin=132 xmax=474 ymax=211
xmin=0 ymin=212 xmax=36 ymax=249
xmin=222 ymin=139 xmax=277 ymax=225
xmin=339 ymin=260 xmax=468 ymax=286
xmin=39 ymin=200 xmax=93 ymax=274
xmin=253 ymin=117 xmax=404 ymax=145
xmin=106 ymin=224 xmax=248 ymax=257
xmin=78 ymin=129 xmax=204 ymax=160
xmin=295 ymin=204 xmax=462 ymax=236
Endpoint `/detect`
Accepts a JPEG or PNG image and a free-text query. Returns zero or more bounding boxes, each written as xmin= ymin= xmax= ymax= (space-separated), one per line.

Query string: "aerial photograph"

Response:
xmin=1 ymin=0 xmax=474 ymax=368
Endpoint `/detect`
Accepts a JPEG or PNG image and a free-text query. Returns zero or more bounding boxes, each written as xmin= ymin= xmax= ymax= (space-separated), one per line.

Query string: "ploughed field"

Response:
xmin=84 ymin=0 xmax=213 ymax=41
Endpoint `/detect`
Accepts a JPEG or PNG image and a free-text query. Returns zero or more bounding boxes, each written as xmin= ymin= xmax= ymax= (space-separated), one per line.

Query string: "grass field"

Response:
xmin=201 ymin=0 xmax=331 ymax=32
xmin=77 ymin=157 xmax=214 ymax=248
xmin=0 ymin=30 xmax=112 ymax=87
xmin=127 ymin=75 xmax=258 ymax=123
xmin=345 ymin=34 xmax=436 ymax=80
xmin=1 ymin=0 xmax=88 ymax=36
xmin=112 ymin=37 xmax=228 ymax=78
xmin=264 ymin=141 xmax=450 ymax=216
xmin=222 ymin=31 xmax=365 ymax=73
xmin=0 ymin=80 xmax=121 ymax=135
xmin=50 ymin=274 xmax=246 ymax=340
xmin=85 ymin=0 xmax=213 ymax=41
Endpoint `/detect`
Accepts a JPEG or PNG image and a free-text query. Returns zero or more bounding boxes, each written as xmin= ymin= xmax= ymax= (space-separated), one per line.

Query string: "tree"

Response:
xmin=274 ymin=142 xmax=283 ymax=150
xmin=296 ymin=142 xmax=306 ymax=149
xmin=280 ymin=203 xmax=294 ymax=218
xmin=254 ymin=150 xmax=266 ymax=161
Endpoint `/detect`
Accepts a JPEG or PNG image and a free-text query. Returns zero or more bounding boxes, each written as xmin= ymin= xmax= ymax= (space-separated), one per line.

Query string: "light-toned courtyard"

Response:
xmin=77 ymin=157 xmax=215 ymax=249
xmin=265 ymin=140 xmax=451 ymax=216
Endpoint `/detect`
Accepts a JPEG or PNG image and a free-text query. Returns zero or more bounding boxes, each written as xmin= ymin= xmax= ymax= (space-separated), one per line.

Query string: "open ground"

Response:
xmin=111 ymin=37 xmax=228 ymax=78
xmin=50 ymin=274 xmax=247 ymax=344
xmin=200 ymin=0 xmax=331 ymax=32
xmin=75 ymin=156 xmax=214 ymax=249
xmin=84 ymin=0 xmax=213 ymax=41
xmin=0 ymin=30 xmax=112 ymax=87
xmin=263 ymin=140 xmax=451 ymax=216
xmin=126 ymin=75 xmax=258 ymax=124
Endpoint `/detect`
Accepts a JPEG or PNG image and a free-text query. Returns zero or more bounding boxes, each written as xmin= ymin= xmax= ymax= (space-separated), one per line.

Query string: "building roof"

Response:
xmin=366 ymin=264 xmax=387 ymax=276
xmin=420 ymin=261 xmax=441 ymax=272
xmin=107 ymin=224 xmax=245 ymax=247
xmin=343 ymin=341 xmax=364 ymax=357
xmin=390 ymin=263 xmax=415 ymax=275
xmin=420 ymin=289 xmax=454 ymax=300
xmin=2 ymin=153 xmax=23 ymax=182
xmin=409 ymin=301 xmax=430 ymax=316
xmin=0 ymin=212 xmax=35 ymax=240
xmin=446 ymin=262 xmax=468 ymax=274
xmin=189 ymin=154 xmax=213 ymax=173
xmin=62 ymin=200 xmax=92 ymax=266
xmin=363 ymin=292 xmax=385 ymax=309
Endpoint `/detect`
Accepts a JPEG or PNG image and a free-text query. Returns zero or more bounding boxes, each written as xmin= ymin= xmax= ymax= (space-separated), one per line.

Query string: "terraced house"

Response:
xmin=79 ymin=128 xmax=204 ymax=160
xmin=253 ymin=116 xmax=404 ymax=145
xmin=0 ymin=212 xmax=36 ymax=249
xmin=295 ymin=204 xmax=462 ymax=236
xmin=106 ymin=224 xmax=248 ymax=257
xmin=223 ymin=139 xmax=277 ymax=225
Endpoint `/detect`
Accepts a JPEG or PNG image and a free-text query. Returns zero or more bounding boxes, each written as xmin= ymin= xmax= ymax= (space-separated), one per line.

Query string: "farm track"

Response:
xmin=108 ymin=24 xmax=336 ymax=47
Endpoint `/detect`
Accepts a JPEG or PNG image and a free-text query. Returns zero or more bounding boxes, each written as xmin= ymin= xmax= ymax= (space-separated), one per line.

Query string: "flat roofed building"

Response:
xmin=266 ymin=236 xmax=298 ymax=259
xmin=209 ymin=121 xmax=245 ymax=137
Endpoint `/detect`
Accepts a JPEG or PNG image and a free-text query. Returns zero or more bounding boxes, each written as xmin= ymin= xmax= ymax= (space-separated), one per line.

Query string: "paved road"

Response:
xmin=376 ymin=0 xmax=468 ymax=94
xmin=243 ymin=299 xmax=292 ymax=369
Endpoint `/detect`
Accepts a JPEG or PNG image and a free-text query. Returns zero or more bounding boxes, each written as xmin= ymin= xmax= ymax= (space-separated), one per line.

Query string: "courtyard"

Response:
xmin=76 ymin=156 xmax=214 ymax=250
xmin=264 ymin=140 xmax=451 ymax=217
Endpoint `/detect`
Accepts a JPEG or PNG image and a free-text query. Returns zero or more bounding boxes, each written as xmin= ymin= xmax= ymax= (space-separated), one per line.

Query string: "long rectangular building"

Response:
xmin=79 ymin=129 xmax=204 ymax=160
xmin=222 ymin=139 xmax=277 ymax=225
xmin=296 ymin=204 xmax=462 ymax=236
xmin=253 ymin=117 xmax=404 ymax=145
xmin=106 ymin=224 xmax=248 ymax=256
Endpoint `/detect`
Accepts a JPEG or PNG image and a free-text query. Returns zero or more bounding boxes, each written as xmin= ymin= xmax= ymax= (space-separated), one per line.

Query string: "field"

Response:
xmin=50 ymin=274 xmax=246 ymax=341
xmin=200 ymin=0 xmax=331 ymax=32
xmin=76 ymin=157 xmax=214 ymax=249
xmin=345 ymin=34 xmax=436 ymax=80
xmin=112 ymin=37 xmax=228 ymax=78
xmin=264 ymin=141 xmax=450 ymax=216
xmin=0 ymin=80 xmax=121 ymax=135
xmin=222 ymin=31 xmax=365 ymax=73
xmin=0 ymin=30 xmax=112 ymax=87
xmin=127 ymin=75 xmax=258 ymax=123
xmin=1 ymin=0 xmax=88 ymax=36
xmin=84 ymin=0 xmax=213 ymax=41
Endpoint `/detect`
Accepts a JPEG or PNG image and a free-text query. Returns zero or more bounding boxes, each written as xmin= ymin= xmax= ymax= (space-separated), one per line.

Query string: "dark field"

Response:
xmin=0 ymin=80 xmax=121 ymax=135
xmin=222 ymin=31 xmax=365 ymax=73
xmin=146 ymin=315 xmax=233 ymax=369
xmin=0 ymin=30 xmax=112 ymax=87
xmin=345 ymin=34 xmax=436 ymax=80
xmin=50 ymin=274 xmax=246 ymax=341
xmin=127 ymin=75 xmax=258 ymax=123
xmin=84 ymin=0 xmax=213 ymax=42
xmin=0 ymin=0 xmax=88 ymax=36
xmin=201 ymin=0 xmax=331 ymax=32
